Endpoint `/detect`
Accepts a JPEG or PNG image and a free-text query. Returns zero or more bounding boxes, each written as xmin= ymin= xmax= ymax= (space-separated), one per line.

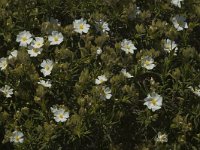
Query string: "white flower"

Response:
xmin=96 ymin=47 xmax=102 ymax=55
xmin=0 ymin=57 xmax=8 ymax=70
xmin=101 ymin=22 xmax=110 ymax=33
xmin=16 ymin=30 xmax=33 ymax=47
xmin=0 ymin=85 xmax=13 ymax=98
xmin=51 ymin=107 xmax=69 ymax=122
xmin=48 ymin=31 xmax=63 ymax=45
xmin=136 ymin=7 xmax=141 ymax=15
xmin=96 ymin=20 xmax=110 ymax=33
xmin=121 ymin=69 xmax=133 ymax=78
xmin=164 ymin=39 xmax=178 ymax=54
xmin=141 ymin=56 xmax=156 ymax=70
xmin=73 ymin=18 xmax=90 ymax=34
xmin=50 ymin=105 xmax=59 ymax=113
xmin=40 ymin=59 xmax=53 ymax=77
xmin=31 ymin=37 xmax=44 ymax=48
xmin=10 ymin=131 xmax=24 ymax=143
xmin=27 ymin=46 xmax=43 ymax=57
xmin=95 ymin=75 xmax=108 ymax=85
xmin=101 ymin=86 xmax=112 ymax=100
xmin=144 ymin=92 xmax=163 ymax=112
xmin=188 ymin=86 xmax=200 ymax=97
xmin=155 ymin=132 xmax=168 ymax=143
xmin=172 ymin=15 xmax=188 ymax=31
xmin=171 ymin=0 xmax=184 ymax=8
xmin=38 ymin=79 xmax=52 ymax=88
xmin=8 ymin=50 xmax=18 ymax=59
xmin=121 ymin=39 xmax=137 ymax=54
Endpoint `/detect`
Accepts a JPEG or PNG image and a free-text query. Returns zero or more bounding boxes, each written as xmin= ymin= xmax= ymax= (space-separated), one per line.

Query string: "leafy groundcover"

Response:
xmin=0 ymin=0 xmax=200 ymax=149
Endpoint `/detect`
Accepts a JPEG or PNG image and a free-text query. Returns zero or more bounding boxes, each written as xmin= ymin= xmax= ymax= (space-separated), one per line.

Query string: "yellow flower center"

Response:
xmin=15 ymin=136 xmax=20 ymax=141
xmin=33 ymin=48 xmax=39 ymax=53
xmin=165 ymin=44 xmax=171 ymax=50
xmin=151 ymin=98 xmax=157 ymax=106
xmin=45 ymin=65 xmax=50 ymax=71
xmin=54 ymin=37 xmax=59 ymax=42
xmin=125 ymin=45 xmax=130 ymax=49
xmin=79 ymin=24 xmax=84 ymax=30
xmin=59 ymin=114 xmax=64 ymax=119
xmin=145 ymin=60 xmax=150 ymax=65
xmin=22 ymin=37 xmax=27 ymax=42
xmin=36 ymin=42 xmax=41 ymax=46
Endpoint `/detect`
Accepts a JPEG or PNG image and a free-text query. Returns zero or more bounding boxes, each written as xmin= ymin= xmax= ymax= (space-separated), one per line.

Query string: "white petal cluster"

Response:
xmin=171 ymin=0 xmax=184 ymax=8
xmin=95 ymin=75 xmax=108 ymax=85
xmin=40 ymin=59 xmax=54 ymax=77
xmin=96 ymin=47 xmax=102 ymax=55
xmin=28 ymin=46 xmax=43 ymax=57
xmin=164 ymin=39 xmax=178 ymax=54
xmin=0 ymin=85 xmax=14 ymax=98
xmin=0 ymin=57 xmax=8 ymax=70
xmin=48 ymin=31 xmax=64 ymax=45
xmin=141 ymin=56 xmax=156 ymax=70
xmin=16 ymin=30 xmax=33 ymax=47
xmin=8 ymin=50 xmax=18 ymax=59
xmin=10 ymin=131 xmax=24 ymax=143
xmin=96 ymin=20 xmax=110 ymax=33
xmin=73 ymin=18 xmax=90 ymax=34
xmin=144 ymin=92 xmax=163 ymax=112
xmin=101 ymin=86 xmax=112 ymax=100
xmin=172 ymin=15 xmax=188 ymax=31
xmin=121 ymin=39 xmax=137 ymax=54
xmin=188 ymin=86 xmax=200 ymax=97
xmin=121 ymin=69 xmax=133 ymax=78
xmin=38 ymin=79 xmax=52 ymax=88
xmin=31 ymin=37 xmax=44 ymax=48
xmin=155 ymin=132 xmax=168 ymax=143
xmin=51 ymin=106 xmax=69 ymax=122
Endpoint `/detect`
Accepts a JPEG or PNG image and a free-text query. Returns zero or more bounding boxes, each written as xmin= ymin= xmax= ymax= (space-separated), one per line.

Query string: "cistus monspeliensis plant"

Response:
xmin=0 ymin=0 xmax=200 ymax=149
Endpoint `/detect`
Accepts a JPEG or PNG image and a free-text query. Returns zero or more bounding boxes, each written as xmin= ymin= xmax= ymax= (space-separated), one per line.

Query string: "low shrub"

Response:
xmin=0 ymin=0 xmax=200 ymax=149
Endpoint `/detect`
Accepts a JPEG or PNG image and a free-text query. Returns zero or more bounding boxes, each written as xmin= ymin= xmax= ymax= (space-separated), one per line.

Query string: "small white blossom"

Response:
xmin=8 ymin=50 xmax=18 ymax=59
xmin=155 ymin=132 xmax=168 ymax=143
xmin=164 ymin=39 xmax=178 ymax=55
xmin=171 ymin=0 xmax=184 ymax=8
xmin=48 ymin=31 xmax=63 ymax=45
xmin=172 ymin=15 xmax=188 ymax=31
xmin=188 ymin=86 xmax=200 ymax=97
xmin=16 ymin=30 xmax=33 ymax=47
xmin=51 ymin=107 xmax=69 ymax=122
xmin=31 ymin=37 xmax=44 ymax=48
xmin=101 ymin=22 xmax=110 ymax=33
xmin=141 ymin=56 xmax=156 ymax=70
xmin=121 ymin=39 xmax=137 ymax=54
xmin=136 ymin=7 xmax=141 ymax=15
xmin=38 ymin=79 xmax=52 ymax=88
xmin=96 ymin=20 xmax=110 ymax=33
xmin=73 ymin=18 xmax=90 ymax=34
xmin=0 ymin=85 xmax=13 ymax=98
xmin=144 ymin=92 xmax=163 ymax=112
xmin=0 ymin=57 xmax=8 ymax=70
xmin=101 ymin=86 xmax=112 ymax=100
xmin=96 ymin=47 xmax=102 ymax=55
xmin=121 ymin=69 xmax=133 ymax=78
xmin=40 ymin=59 xmax=53 ymax=77
xmin=50 ymin=105 xmax=59 ymax=113
xmin=10 ymin=131 xmax=24 ymax=143
xmin=95 ymin=75 xmax=108 ymax=85
xmin=27 ymin=46 xmax=43 ymax=57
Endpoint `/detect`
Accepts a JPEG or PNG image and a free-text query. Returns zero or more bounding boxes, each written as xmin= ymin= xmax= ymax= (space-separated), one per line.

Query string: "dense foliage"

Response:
xmin=0 ymin=0 xmax=200 ymax=149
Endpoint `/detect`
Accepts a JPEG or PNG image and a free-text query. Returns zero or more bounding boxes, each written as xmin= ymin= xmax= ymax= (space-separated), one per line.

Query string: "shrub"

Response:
xmin=0 ymin=0 xmax=200 ymax=149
